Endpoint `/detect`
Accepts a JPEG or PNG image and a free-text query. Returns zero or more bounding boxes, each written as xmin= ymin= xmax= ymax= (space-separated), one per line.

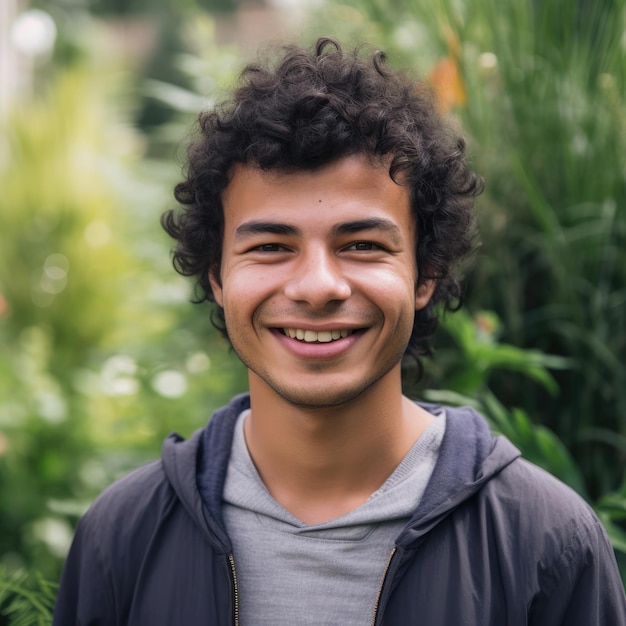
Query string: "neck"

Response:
xmin=244 ymin=367 xmax=433 ymax=524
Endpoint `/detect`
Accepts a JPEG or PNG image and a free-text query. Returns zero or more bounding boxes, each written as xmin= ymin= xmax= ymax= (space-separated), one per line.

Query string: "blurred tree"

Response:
xmin=0 ymin=14 xmax=247 ymax=577
xmin=33 ymin=0 xmax=247 ymax=135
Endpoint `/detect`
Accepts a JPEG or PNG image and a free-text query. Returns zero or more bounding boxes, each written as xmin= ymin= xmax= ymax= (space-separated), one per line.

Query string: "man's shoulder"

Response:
xmin=98 ymin=458 xmax=167 ymax=503
xmin=427 ymin=404 xmax=600 ymax=533
xmin=80 ymin=459 xmax=172 ymax=537
xmin=483 ymin=452 xmax=606 ymax=554
xmin=87 ymin=426 xmax=207 ymax=519
xmin=54 ymin=434 xmax=221 ymax=626
xmin=76 ymin=426 xmax=212 ymax=551
xmin=497 ymin=455 xmax=595 ymax=516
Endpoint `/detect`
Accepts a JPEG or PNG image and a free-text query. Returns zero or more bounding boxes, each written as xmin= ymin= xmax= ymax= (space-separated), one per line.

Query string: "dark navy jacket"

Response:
xmin=54 ymin=394 xmax=626 ymax=625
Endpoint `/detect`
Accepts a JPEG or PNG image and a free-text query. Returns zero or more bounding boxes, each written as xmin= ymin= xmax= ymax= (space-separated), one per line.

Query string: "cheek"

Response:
xmin=361 ymin=266 xmax=416 ymax=300
xmin=221 ymin=268 xmax=278 ymax=311
xmin=356 ymin=274 xmax=417 ymax=333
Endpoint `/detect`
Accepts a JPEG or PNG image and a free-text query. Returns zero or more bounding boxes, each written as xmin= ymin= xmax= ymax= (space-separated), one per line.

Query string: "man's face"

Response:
xmin=210 ymin=155 xmax=434 ymax=409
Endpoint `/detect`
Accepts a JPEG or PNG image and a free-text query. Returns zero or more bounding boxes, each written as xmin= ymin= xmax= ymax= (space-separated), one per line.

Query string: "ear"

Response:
xmin=415 ymin=279 xmax=436 ymax=311
xmin=208 ymin=266 xmax=224 ymax=307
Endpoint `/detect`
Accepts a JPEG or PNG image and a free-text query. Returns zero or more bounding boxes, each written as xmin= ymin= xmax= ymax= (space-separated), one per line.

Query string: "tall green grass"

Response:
xmin=447 ymin=0 xmax=625 ymax=501
xmin=332 ymin=0 xmax=626 ymax=499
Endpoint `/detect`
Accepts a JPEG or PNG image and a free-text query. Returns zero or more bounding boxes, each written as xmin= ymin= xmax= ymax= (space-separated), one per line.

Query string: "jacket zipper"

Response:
xmin=370 ymin=547 xmax=397 ymax=626
xmin=228 ymin=553 xmax=240 ymax=626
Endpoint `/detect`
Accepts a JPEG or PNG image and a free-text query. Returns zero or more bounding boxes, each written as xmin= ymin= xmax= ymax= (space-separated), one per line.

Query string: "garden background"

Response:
xmin=1 ymin=0 xmax=625 ymax=619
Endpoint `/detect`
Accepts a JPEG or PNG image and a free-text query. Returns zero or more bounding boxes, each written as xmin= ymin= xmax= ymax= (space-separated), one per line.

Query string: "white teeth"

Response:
xmin=284 ymin=328 xmax=354 ymax=343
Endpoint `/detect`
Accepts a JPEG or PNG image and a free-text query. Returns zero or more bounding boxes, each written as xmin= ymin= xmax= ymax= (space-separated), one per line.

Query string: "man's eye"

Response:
xmin=346 ymin=241 xmax=382 ymax=251
xmin=256 ymin=244 xmax=283 ymax=252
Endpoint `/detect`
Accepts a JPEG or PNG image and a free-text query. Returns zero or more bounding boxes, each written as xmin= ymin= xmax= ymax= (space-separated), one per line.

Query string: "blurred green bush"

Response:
xmin=0 ymin=18 xmax=246 ymax=580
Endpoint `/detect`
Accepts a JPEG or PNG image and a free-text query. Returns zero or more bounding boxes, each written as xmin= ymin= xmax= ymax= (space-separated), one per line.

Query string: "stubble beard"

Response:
xmin=231 ymin=336 xmax=407 ymax=411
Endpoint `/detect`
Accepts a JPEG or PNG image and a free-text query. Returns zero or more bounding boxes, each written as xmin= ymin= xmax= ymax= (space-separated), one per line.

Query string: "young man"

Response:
xmin=54 ymin=38 xmax=626 ymax=625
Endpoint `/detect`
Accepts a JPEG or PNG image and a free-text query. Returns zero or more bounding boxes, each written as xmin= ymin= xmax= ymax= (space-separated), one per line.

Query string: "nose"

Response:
xmin=284 ymin=247 xmax=351 ymax=308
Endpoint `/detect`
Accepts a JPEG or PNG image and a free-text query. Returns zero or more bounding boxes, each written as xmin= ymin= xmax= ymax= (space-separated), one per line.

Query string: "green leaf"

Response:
xmin=0 ymin=569 xmax=56 ymax=626
xmin=421 ymin=389 xmax=479 ymax=408
xmin=596 ymin=513 xmax=626 ymax=555
xmin=144 ymin=79 xmax=210 ymax=113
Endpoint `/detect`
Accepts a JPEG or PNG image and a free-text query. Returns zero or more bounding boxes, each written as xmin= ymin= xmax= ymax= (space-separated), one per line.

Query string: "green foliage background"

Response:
xmin=0 ymin=0 xmax=624 ymax=619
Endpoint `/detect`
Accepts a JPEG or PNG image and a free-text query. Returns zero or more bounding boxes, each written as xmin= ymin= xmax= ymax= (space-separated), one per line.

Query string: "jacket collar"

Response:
xmin=162 ymin=393 xmax=251 ymax=550
xmin=395 ymin=405 xmax=520 ymax=546
xmin=162 ymin=393 xmax=520 ymax=548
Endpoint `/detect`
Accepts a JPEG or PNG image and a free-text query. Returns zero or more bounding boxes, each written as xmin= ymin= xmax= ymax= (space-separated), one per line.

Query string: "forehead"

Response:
xmin=221 ymin=155 xmax=414 ymax=233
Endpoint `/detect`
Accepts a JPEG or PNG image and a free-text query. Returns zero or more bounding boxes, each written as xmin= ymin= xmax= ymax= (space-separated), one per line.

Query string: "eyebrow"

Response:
xmin=331 ymin=218 xmax=402 ymax=244
xmin=235 ymin=218 xmax=403 ymax=243
xmin=234 ymin=221 xmax=299 ymax=239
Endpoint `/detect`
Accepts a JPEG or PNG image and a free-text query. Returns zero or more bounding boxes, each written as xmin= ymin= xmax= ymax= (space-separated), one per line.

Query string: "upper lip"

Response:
xmin=272 ymin=322 xmax=365 ymax=331
xmin=273 ymin=325 xmax=365 ymax=333
xmin=280 ymin=327 xmax=362 ymax=341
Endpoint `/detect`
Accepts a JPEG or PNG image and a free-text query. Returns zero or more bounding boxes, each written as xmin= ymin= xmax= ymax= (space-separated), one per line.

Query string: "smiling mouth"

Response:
xmin=282 ymin=328 xmax=356 ymax=343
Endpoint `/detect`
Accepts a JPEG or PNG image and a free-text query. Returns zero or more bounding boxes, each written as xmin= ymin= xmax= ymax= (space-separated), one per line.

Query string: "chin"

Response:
xmin=263 ymin=374 xmax=391 ymax=410
xmin=277 ymin=392 xmax=360 ymax=410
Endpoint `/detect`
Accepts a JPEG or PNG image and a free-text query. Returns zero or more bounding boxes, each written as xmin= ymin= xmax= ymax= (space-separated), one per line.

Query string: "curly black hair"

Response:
xmin=162 ymin=37 xmax=483 ymax=369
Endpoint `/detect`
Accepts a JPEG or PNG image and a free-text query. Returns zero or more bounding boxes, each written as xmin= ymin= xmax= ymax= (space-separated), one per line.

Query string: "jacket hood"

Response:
xmin=161 ymin=394 xmax=520 ymax=548
xmin=161 ymin=393 xmax=250 ymax=549
xmin=395 ymin=403 xmax=520 ymax=547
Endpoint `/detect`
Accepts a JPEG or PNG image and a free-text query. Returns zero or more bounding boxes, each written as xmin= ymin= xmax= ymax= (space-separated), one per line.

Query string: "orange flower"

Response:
xmin=429 ymin=55 xmax=466 ymax=112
